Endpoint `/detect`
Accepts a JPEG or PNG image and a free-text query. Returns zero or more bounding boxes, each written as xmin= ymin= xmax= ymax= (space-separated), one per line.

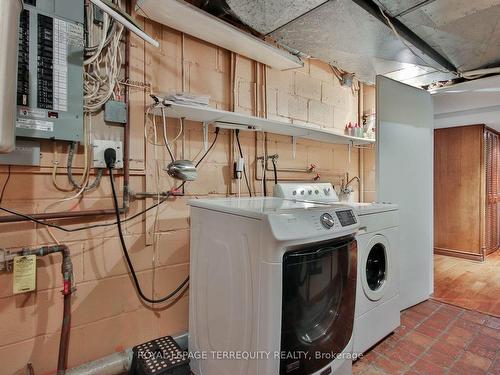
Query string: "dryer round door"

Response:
xmin=361 ymin=235 xmax=390 ymax=301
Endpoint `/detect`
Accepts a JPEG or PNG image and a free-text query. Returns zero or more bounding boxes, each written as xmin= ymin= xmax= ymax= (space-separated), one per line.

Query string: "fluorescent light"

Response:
xmin=89 ymin=0 xmax=159 ymax=48
xmin=136 ymin=0 xmax=303 ymax=70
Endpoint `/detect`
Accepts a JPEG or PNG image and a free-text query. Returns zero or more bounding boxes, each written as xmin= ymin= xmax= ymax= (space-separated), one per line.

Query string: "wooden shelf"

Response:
xmin=150 ymin=101 xmax=375 ymax=146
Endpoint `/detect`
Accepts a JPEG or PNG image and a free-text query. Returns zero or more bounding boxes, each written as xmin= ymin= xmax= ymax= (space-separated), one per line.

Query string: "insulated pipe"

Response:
xmin=65 ymin=350 xmax=132 ymax=375
xmin=64 ymin=332 xmax=188 ymax=375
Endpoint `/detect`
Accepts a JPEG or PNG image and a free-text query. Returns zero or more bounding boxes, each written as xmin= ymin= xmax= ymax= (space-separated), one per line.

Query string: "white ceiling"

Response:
xmin=432 ymin=75 xmax=500 ymax=131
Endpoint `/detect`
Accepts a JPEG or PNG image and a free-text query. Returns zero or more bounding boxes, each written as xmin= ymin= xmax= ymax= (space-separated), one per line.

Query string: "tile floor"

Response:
xmin=353 ymin=299 xmax=500 ymax=375
xmin=434 ymin=251 xmax=500 ymax=316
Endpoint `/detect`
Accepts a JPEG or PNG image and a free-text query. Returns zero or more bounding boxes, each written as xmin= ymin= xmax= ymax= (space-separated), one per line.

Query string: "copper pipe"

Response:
xmin=11 ymin=245 xmax=74 ymax=375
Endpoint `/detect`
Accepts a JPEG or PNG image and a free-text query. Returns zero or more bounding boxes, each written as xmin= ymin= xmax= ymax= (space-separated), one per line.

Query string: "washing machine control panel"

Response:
xmin=274 ymin=183 xmax=339 ymax=202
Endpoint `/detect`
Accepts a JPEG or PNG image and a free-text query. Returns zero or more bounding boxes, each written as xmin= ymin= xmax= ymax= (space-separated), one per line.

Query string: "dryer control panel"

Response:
xmin=267 ymin=207 xmax=359 ymax=242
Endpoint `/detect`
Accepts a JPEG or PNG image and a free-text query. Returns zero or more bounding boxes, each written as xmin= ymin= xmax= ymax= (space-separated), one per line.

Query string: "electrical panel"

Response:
xmin=16 ymin=0 xmax=84 ymax=142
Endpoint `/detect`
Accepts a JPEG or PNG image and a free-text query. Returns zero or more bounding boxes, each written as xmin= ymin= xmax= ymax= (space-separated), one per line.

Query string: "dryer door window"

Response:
xmin=280 ymin=235 xmax=357 ymax=375
xmin=366 ymin=243 xmax=386 ymax=291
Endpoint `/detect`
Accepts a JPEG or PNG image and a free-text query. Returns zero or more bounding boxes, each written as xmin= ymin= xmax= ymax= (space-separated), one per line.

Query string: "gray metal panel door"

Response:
xmin=376 ymin=76 xmax=434 ymax=311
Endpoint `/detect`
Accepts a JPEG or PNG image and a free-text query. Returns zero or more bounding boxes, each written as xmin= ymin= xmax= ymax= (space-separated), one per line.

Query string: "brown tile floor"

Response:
xmin=433 ymin=251 xmax=500 ymax=317
xmin=353 ymin=299 xmax=500 ymax=375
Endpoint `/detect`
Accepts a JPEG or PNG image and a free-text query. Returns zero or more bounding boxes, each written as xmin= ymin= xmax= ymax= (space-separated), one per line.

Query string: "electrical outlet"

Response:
xmin=92 ymin=140 xmax=124 ymax=169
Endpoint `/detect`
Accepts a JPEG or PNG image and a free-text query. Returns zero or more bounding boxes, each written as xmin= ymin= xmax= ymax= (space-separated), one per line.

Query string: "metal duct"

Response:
xmin=270 ymin=0 xmax=446 ymax=83
xmin=0 ymin=0 xmax=22 ymax=153
xmin=215 ymin=0 xmax=500 ymax=86
xmin=226 ymin=0 xmax=326 ymax=34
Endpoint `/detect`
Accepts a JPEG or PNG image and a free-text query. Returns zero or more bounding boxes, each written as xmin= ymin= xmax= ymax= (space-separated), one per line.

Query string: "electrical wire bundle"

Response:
xmin=84 ymin=0 xmax=124 ymax=113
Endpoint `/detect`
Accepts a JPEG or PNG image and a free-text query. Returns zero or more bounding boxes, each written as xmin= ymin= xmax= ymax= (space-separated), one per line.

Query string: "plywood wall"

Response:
xmin=0 ymin=13 xmax=362 ymax=375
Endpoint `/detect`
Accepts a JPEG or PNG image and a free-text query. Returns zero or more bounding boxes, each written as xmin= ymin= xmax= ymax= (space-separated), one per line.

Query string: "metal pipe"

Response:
xmin=350 ymin=0 xmax=457 ymax=73
xmin=123 ymin=0 xmax=132 ymax=211
xmin=0 ymin=208 xmax=125 ymax=224
xmin=9 ymin=245 xmax=74 ymax=375
xmin=58 ymin=291 xmax=72 ymax=375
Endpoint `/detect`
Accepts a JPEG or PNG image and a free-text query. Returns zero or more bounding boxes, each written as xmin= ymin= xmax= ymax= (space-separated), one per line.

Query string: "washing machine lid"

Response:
xmin=189 ymin=197 xmax=353 ymax=220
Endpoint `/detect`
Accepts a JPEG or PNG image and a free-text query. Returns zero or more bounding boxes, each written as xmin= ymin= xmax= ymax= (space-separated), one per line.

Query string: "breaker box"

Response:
xmin=16 ymin=0 xmax=84 ymax=142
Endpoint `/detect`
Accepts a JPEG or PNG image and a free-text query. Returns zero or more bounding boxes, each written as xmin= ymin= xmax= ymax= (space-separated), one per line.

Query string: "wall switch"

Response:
xmin=92 ymin=140 xmax=124 ymax=169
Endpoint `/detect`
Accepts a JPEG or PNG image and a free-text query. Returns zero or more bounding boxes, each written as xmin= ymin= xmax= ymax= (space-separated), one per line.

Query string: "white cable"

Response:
xmin=460 ymin=67 xmax=500 ymax=80
xmin=377 ymin=3 xmax=454 ymax=75
xmin=84 ymin=14 xmax=110 ymax=66
xmin=44 ymin=114 xmax=92 ymax=244
xmin=84 ymin=2 xmax=124 ymax=113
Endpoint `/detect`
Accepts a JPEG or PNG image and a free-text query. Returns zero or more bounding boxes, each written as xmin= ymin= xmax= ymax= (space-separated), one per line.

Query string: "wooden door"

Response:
xmin=434 ymin=125 xmax=484 ymax=260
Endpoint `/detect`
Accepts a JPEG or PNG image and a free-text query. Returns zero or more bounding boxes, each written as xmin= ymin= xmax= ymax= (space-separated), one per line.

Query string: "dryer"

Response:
xmin=274 ymin=183 xmax=400 ymax=354
xmin=188 ymin=197 xmax=360 ymax=375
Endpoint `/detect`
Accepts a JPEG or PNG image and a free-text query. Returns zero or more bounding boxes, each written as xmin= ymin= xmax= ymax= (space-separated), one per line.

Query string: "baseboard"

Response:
xmin=434 ymin=247 xmax=484 ymax=261
xmin=485 ymin=246 xmax=499 ymax=256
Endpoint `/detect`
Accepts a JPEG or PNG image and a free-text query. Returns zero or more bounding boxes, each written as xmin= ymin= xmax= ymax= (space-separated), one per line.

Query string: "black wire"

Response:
xmin=109 ymin=167 xmax=189 ymax=304
xmin=0 ymin=165 xmax=11 ymax=205
xmin=106 ymin=128 xmax=219 ymax=304
xmin=196 ymin=127 xmax=219 ymax=168
xmin=0 ymin=128 xmax=220 ymax=232
xmin=262 ymin=159 xmax=267 ymax=197
xmin=235 ymin=130 xmax=252 ymax=197
xmin=271 ymin=158 xmax=278 ymax=185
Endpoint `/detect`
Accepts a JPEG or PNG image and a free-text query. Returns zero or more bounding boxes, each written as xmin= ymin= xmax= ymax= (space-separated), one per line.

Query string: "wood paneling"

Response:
xmin=434 ymin=125 xmax=500 ymax=260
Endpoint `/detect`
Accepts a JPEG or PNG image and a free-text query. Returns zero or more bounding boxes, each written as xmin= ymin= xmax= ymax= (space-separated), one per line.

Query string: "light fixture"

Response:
xmin=89 ymin=0 xmax=159 ymax=48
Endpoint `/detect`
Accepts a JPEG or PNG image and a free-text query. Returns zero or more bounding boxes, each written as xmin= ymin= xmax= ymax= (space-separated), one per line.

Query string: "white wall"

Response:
xmin=432 ymin=75 xmax=500 ymax=131
xmin=376 ymin=76 xmax=434 ymax=310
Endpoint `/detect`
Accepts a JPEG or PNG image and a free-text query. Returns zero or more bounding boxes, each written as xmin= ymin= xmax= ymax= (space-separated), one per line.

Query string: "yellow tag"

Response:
xmin=13 ymin=255 xmax=37 ymax=294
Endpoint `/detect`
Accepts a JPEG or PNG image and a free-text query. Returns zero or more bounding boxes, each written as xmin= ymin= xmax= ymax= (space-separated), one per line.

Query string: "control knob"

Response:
xmin=320 ymin=213 xmax=335 ymax=229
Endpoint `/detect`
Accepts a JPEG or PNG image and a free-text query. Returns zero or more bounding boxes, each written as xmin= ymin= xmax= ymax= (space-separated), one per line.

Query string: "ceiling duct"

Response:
xmin=204 ymin=0 xmax=328 ymax=35
xmin=210 ymin=0 xmax=500 ymax=86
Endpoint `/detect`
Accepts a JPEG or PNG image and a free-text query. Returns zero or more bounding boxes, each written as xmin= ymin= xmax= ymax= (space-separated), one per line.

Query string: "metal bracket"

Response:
xmin=203 ymin=122 xmax=209 ymax=152
xmin=292 ymin=136 xmax=297 ymax=159
xmin=348 ymin=141 xmax=353 ymax=163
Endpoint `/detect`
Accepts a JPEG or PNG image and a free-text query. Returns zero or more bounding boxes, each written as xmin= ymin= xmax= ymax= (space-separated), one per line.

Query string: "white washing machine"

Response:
xmin=274 ymin=183 xmax=400 ymax=354
xmin=188 ymin=197 xmax=360 ymax=375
